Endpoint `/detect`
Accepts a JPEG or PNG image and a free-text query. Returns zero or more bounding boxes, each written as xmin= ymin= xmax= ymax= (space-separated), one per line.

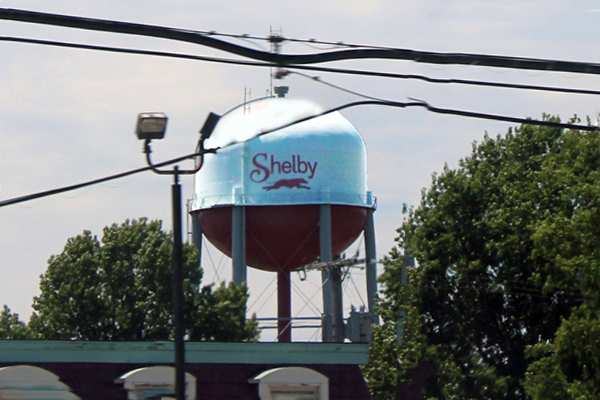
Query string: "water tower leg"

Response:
xmin=232 ymin=205 xmax=247 ymax=285
xmin=364 ymin=208 xmax=379 ymax=324
xmin=320 ymin=205 xmax=334 ymax=342
xmin=191 ymin=212 xmax=203 ymax=263
xmin=277 ymin=270 xmax=292 ymax=342
xmin=331 ymin=266 xmax=345 ymax=342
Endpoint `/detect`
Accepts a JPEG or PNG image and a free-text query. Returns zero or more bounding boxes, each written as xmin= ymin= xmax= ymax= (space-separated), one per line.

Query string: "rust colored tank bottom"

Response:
xmin=196 ymin=204 xmax=368 ymax=272
xmin=196 ymin=204 xmax=369 ymax=342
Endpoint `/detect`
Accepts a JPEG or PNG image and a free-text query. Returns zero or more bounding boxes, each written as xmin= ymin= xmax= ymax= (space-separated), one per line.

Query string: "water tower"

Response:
xmin=190 ymin=95 xmax=377 ymax=342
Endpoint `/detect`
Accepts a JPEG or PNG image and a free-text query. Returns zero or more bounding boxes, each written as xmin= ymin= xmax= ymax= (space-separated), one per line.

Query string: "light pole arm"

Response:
xmin=143 ymin=139 xmax=217 ymax=175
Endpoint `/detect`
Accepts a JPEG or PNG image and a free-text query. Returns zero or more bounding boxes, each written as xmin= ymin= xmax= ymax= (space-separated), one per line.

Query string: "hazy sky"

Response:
xmin=2 ymin=0 xmax=600 ymax=341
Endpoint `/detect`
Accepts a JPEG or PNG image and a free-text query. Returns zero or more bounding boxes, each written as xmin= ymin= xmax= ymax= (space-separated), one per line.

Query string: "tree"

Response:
xmin=524 ymin=304 xmax=600 ymax=400
xmin=365 ymin=116 xmax=600 ymax=399
xmin=28 ymin=218 xmax=258 ymax=341
xmin=0 ymin=305 xmax=36 ymax=339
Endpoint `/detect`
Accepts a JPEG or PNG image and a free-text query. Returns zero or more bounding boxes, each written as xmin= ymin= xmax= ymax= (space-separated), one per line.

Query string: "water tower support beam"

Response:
xmin=191 ymin=212 xmax=203 ymax=263
xmin=331 ymin=266 xmax=345 ymax=342
xmin=277 ymin=270 xmax=292 ymax=342
xmin=232 ymin=205 xmax=247 ymax=285
xmin=364 ymin=208 xmax=378 ymax=324
xmin=320 ymin=204 xmax=334 ymax=342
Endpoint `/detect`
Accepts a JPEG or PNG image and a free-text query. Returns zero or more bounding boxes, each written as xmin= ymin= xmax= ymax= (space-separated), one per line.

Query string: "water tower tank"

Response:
xmin=191 ymin=97 xmax=374 ymax=273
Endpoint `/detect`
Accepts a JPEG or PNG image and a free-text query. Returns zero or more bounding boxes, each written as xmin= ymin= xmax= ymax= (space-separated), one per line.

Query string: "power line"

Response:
xmin=286 ymin=66 xmax=600 ymax=96
xmin=3 ymin=8 xmax=600 ymax=75
xmin=253 ymin=99 xmax=600 ymax=140
xmin=1 ymin=99 xmax=597 ymax=209
xmin=0 ymin=150 xmax=210 ymax=208
xmin=142 ymin=27 xmax=400 ymax=51
xmin=0 ymin=36 xmax=270 ymax=67
xmin=4 ymin=36 xmax=600 ymax=97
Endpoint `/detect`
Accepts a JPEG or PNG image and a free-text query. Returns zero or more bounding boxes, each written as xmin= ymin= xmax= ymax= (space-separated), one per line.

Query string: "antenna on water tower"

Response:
xmin=269 ymin=26 xmax=285 ymax=97
xmin=243 ymin=88 xmax=251 ymax=115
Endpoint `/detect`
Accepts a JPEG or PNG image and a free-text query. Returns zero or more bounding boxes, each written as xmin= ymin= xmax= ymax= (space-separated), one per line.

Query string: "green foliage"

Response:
xmin=0 ymin=305 xmax=37 ymax=339
xmin=190 ymin=281 xmax=259 ymax=342
xmin=29 ymin=218 xmax=258 ymax=342
xmin=525 ymin=305 xmax=600 ymax=399
xmin=367 ymin=117 xmax=600 ymax=399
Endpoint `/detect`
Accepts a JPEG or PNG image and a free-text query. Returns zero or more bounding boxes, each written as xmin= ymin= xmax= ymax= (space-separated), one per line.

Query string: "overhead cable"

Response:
xmin=254 ymin=100 xmax=600 ymax=139
xmin=3 ymin=8 xmax=600 ymax=75
xmin=3 ymin=36 xmax=600 ymax=97
xmin=1 ymin=99 xmax=597 ymax=209
xmin=0 ymin=150 xmax=212 ymax=208
xmin=0 ymin=36 xmax=269 ymax=67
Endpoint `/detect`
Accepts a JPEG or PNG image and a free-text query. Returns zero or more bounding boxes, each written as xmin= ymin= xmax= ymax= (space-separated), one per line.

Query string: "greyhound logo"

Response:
xmin=263 ymin=178 xmax=311 ymax=191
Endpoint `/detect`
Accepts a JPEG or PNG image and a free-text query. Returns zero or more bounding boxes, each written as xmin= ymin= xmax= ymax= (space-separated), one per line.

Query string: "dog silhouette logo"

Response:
xmin=263 ymin=178 xmax=311 ymax=191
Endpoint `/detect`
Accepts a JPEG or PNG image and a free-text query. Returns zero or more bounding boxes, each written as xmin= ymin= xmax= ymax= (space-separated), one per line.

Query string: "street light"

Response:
xmin=135 ymin=112 xmax=168 ymax=140
xmin=135 ymin=111 xmax=219 ymax=400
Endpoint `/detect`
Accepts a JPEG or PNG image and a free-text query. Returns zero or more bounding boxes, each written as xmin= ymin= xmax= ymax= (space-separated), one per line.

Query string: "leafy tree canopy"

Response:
xmin=0 ymin=305 xmax=36 ymax=339
xmin=28 ymin=218 xmax=258 ymax=342
xmin=365 ymin=116 xmax=600 ymax=399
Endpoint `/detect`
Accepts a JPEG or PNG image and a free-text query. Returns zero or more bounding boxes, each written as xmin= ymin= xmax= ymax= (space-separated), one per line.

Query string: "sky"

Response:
xmin=1 ymin=0 xmax=600 ymax=341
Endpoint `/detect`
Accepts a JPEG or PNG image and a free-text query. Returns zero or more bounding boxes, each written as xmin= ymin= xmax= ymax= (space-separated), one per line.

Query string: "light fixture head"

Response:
xmin=136 ymin=112 xmax=168 ymax=140
xmin=200 ymin=112 xmax=221 ymax=140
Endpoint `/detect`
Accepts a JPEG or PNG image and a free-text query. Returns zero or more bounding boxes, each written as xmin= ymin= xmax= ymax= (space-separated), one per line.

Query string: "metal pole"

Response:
xmin=364 ymin=208 xmax=378 ymax=324
xmin=140 ymin=135 xmax=215 ymax=400
xmin=320 ymin=204 xmax=333 ymax=342
xmin=277 ymin=270 xmax=292 ymax=342
xmin=191 ymin=210 xmax=202 ymax=261
xmin=330 ymin=266 xmax=345 ymax=342
xmin=232 ymin=205 xmax=247 ymax=285
xmin=172 ymin=167 xmax=185 ymax=400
